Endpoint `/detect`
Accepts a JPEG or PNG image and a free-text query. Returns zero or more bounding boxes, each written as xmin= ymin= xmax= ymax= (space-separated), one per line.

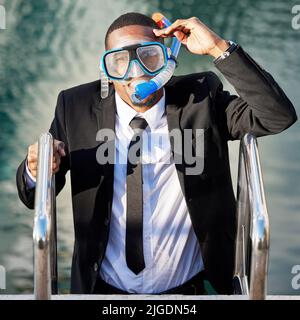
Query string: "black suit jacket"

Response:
xmin=16 ymin=46 xmax=297 ymax=294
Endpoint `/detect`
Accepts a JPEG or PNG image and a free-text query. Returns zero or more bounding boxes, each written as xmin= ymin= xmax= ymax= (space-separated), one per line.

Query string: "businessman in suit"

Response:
xmin=16 ymin=12 xmax=297 ymax=295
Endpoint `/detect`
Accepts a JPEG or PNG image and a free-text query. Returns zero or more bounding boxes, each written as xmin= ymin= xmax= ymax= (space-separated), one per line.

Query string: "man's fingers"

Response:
xmin=53 ymin=154 xmax=61 ymax=165
xmin=26 ymin=140 xmax=65 ymax=177
xmin=52 ymin=156 xmax=61 ymax=175
xmin=153 ymin=27 xmax=174 ymax=37
xmin=163 ymin=19 xmax=188 ymax=34
xmin=30 ymin=169 xmax=37 ymax=177
xmin=58 ymin=144 xmax=66 ymax=157
xmin=27 ymin=142 xmax=38 ymax=159
xmin=153 ymin=19 xmax=189 ymax=37
xmin=28 ymin=162 xmax=37 ymax=172
xmin=27 ymin=156 xmax=37 ymax=177
xmin=52 ymin=166 xmax=60 ymax=174
xmin=52 ymin=163 xmax=60 ymax=172
xmin=28 ymin=150 xmax=38 ymax=159
xmin=174 ymin=30 xmax=188 ymax=44
xmin=26 ymin=141 xmax=38 ymax=177
xmin=27 ymin=156 xmax=37 ymax=165
xmin=54 ymin=140 xmax=66 ymax=157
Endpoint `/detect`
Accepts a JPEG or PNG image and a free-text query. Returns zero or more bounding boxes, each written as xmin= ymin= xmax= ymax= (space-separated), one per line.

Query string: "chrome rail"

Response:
xmin=33 ymin=133 xmax=57 ymax=300
xmin=233 ymin=133 xmax=270 ymax=300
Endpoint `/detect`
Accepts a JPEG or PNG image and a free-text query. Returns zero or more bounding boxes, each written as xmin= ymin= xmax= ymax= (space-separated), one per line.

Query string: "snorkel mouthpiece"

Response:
xmin=131 ymin=81 xmax=158 ymax=103
xmin=131 ymin=13 xmax=181 ymax=104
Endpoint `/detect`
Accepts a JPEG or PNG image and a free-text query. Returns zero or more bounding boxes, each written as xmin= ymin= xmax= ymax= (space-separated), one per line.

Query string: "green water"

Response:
xmin=0 ymin=0 xmax=299 ymax=294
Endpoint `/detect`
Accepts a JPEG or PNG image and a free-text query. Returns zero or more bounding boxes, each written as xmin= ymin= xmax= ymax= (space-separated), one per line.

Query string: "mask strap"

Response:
xmin=100 ymin=69 xmax=109 ymax=99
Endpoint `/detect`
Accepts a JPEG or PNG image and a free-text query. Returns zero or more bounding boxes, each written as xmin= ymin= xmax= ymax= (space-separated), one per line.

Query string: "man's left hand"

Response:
xmin=153 ymin=17 xmax=230 ymax=59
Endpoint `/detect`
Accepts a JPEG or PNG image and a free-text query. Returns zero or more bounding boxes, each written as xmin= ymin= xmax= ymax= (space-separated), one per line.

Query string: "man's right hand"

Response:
xmin=27 ymin=139 xmax=66 ymax=179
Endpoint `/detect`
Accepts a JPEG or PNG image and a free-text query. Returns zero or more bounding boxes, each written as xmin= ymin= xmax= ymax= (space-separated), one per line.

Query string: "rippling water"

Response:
xmin=0 ymin=0 xmax=299 ymax=295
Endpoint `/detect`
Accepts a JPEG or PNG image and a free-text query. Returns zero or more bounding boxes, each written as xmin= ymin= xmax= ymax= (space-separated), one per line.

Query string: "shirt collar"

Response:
xmin=115 ymin=89 xmax=166 ymax=131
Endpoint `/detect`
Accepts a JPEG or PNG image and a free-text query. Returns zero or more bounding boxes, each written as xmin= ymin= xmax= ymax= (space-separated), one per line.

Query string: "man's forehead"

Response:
xmin=107 ymin=25 xmax=159 ymax=49
xmin=110 ymin=37 xmax=156 ymax=49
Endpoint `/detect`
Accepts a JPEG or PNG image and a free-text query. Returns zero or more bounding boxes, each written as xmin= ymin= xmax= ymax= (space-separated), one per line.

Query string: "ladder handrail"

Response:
xmin=234 ymin=133 xmax=270 ymax=300
xmin=33 ymin=133 xmax=57 ymax=300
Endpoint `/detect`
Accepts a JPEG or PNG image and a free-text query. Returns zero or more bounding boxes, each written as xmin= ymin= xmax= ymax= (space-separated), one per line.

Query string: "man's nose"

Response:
xmin=126 ymin=60 xmax=145 ymax=79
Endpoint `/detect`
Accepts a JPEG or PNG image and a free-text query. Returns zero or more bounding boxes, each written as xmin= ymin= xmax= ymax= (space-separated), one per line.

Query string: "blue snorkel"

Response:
xmin=131 ymin=13 xmax=181 ymax=103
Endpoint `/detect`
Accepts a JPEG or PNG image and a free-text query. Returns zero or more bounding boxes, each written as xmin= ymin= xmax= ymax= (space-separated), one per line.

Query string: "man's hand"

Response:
xmin=27 ymin=139 xmax=66 ymax=178
xmin=153 ymin=17 xmax=230 ymax=59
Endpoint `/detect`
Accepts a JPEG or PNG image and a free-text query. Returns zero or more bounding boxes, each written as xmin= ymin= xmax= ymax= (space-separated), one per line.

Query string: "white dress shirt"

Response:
xmin=99 ymin=90 xmax=204 ymax=294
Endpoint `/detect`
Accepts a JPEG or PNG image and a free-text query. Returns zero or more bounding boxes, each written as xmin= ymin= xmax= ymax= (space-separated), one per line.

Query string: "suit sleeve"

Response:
xmin=208 ymin=45 xmax=297 ymax=140
xmin=16 ymin=91 xmax=70 ymax=209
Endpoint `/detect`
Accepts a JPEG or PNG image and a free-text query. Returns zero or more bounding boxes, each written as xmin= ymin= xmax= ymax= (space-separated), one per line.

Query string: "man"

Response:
xmin=16 ymin=12 xmax=297 ymax=295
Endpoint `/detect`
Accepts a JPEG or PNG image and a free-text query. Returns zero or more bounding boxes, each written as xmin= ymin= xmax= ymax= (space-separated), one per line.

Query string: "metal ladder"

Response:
xmin=32 ymin=133 xmax=270 ymax=300
xmin=33 ymin=133 xmax=57 ymax=300
xmin=233 ymin=134 xmax=270 ymax=299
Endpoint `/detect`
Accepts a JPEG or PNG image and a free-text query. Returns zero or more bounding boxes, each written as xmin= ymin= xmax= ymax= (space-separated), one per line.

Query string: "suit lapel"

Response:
xmin=93 ymin=84 xmax=116 ymax=206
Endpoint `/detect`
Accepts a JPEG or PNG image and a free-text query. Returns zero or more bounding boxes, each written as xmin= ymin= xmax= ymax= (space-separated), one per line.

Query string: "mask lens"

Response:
xmin=104 ymin=50 xmax=130 ymax=79
xmin=137 ymin=45 xmax=165 ymax=73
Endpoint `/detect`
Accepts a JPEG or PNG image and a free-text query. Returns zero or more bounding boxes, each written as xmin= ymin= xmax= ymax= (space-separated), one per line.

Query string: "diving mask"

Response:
xmin=101 ymin=41 xmax=169 ymax=81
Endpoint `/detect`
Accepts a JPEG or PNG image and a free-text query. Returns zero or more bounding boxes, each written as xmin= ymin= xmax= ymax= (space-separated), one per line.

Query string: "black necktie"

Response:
xmin=126 ymin=117 xmax=148 ymax=274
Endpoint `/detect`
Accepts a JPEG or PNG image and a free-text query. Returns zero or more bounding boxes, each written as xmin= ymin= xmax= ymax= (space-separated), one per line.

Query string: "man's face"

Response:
xmin=106 ymin=25 xmax=164 ymax=108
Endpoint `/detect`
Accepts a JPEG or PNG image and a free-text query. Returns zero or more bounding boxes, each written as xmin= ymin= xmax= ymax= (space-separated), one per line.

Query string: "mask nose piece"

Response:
xmin=126 ymin=60 xmax=145 ymax=79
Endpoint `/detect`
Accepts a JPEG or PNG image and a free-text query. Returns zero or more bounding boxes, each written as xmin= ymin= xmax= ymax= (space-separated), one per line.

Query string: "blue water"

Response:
xmin=0 ymin=0 xmax=299 ymax=295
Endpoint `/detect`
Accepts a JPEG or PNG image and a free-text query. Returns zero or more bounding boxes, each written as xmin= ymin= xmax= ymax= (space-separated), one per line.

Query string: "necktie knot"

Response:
xmin=129 ymin=117 xmax=148 ymax=130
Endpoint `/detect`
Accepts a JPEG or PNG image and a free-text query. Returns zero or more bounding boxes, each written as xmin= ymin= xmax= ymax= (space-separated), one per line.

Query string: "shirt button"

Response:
xmin=93 ymin=262 xmax=98 ymax=272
